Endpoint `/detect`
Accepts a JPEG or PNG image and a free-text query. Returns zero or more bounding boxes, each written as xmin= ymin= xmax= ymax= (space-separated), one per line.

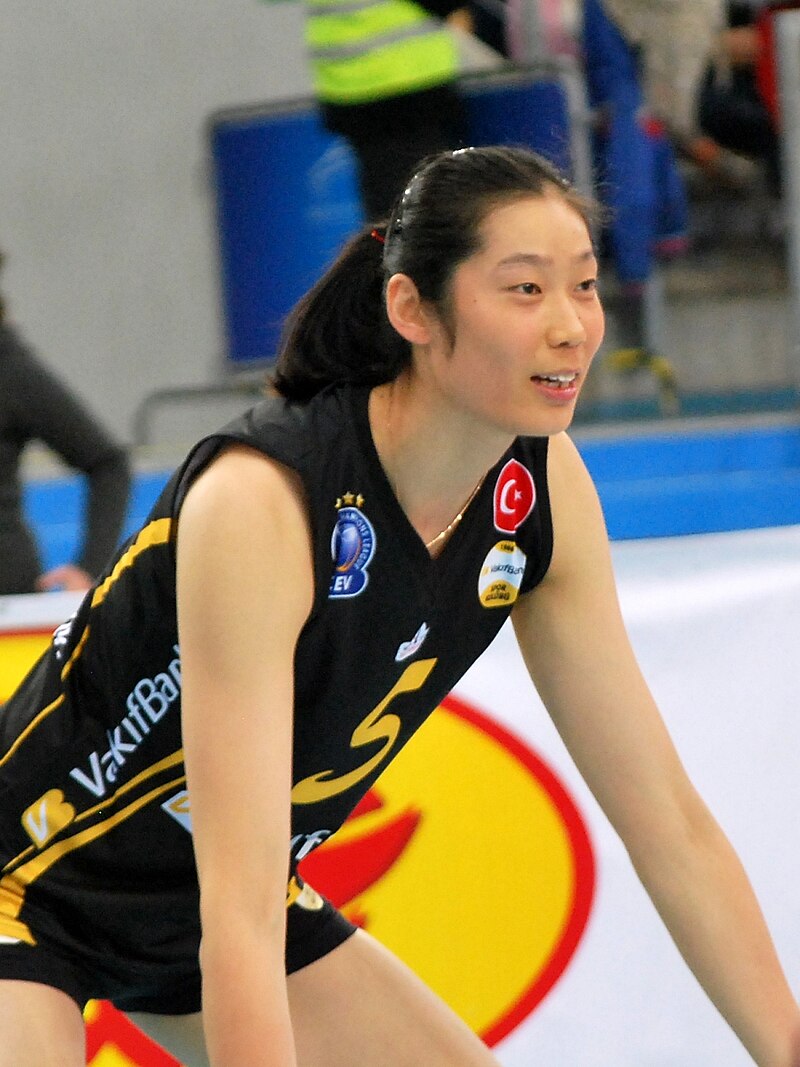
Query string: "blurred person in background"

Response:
xmin=0 ymin=249 xmax=131 ymax=596
xmin=698 ymin=0 xmax=789 ymax=197
xmin=581 ymin=0 xmax=710 ymax=410
xmin=262 ymin=0 xmax=470 ymax=219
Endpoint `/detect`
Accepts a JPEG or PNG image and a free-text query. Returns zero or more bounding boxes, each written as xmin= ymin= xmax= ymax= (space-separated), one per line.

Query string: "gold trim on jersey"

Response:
xmin=0 ymin=624 xmax=93 ymax=770
xmin=0 ymin=519 xmax=174 ymax=770
xmin=0 ymin=694 xmax=64 ymax=770
xmin=0 ymin=521 xmax=178 ymax=944
xmin=5 ymin=750 xmax=186 ymax=871
xmin=92 ymin=518 xmax=172 ymax=608
xmin=0 ymin=766 xmax=187 ymax=945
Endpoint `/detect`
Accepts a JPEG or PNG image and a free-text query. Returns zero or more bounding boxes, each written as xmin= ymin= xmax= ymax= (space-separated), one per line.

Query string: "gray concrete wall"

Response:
xmin=1 ymin=1 xmax=310 ymax=442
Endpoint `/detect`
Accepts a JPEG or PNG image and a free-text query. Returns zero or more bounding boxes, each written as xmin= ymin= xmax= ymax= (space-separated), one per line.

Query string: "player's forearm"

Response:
xmin=200 ymin=925 xmax=297 ymax=1066
xmin=630 ymin=809 xmax=800 ymax=1066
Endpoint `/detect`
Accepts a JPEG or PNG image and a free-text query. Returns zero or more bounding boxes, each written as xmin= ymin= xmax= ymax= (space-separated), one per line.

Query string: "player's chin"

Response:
xmin=519 ymin=386 xmax=583 ymax=436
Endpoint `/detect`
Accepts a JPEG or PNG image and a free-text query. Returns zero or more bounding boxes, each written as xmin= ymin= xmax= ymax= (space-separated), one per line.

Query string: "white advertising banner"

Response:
xmin=456 ymin=524 xmax=800 ymax=1066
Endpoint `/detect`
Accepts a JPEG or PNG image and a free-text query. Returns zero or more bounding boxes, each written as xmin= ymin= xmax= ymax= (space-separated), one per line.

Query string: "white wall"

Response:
xmin=0 ymin=1 xmax=310 ymax=442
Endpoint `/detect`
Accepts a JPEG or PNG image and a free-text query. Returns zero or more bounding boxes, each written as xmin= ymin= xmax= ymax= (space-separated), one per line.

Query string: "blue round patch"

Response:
xmin=329 ymin=506 xmax=376 ymax=598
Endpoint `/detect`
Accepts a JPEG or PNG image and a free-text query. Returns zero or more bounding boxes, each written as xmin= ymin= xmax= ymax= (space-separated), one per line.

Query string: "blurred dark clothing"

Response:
xmin=0 ymin=322 xmax=131 ymax=595
xmin=322 ymin=84 xmax=467 ymax=220
xmin=697 ymin=0 xmax=789 ymax=193
xmin=698 ymin=62 xmax=782 ymax=191
xmin=314 ymin=0 xmax=467 ymax=220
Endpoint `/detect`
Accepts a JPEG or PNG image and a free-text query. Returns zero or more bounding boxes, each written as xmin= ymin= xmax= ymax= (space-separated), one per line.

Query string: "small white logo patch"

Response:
xmin=395 ymin=622 xmax=431 ymax=662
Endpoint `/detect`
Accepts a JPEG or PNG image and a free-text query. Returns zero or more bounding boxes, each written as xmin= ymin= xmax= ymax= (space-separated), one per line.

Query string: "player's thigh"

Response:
xmin=287 ymin=928 xmax=501 ymax=1067
xmin=0 ymin=980 xmax=86 ymax=1067
xmin=126 ymin=1010 xmax=209 ymax=1067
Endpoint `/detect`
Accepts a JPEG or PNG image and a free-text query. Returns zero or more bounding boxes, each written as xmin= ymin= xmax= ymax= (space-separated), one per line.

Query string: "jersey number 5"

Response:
xmin=291 ymin=658 xmax=437 ymax=804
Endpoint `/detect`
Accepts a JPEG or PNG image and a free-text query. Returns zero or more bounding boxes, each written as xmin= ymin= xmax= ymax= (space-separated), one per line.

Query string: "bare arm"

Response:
xmin=176 ymin=444 xmax=314 ymax=1066
xmin=512 ymin=432 xmax=800 ymax=1067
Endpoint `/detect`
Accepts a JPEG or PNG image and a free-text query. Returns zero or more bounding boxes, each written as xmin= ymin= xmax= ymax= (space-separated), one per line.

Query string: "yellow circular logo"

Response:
xmin=300 ymin=694 xmax=595 ymax=1045
xmin=478 ymin=541 xmax=527 ymax=609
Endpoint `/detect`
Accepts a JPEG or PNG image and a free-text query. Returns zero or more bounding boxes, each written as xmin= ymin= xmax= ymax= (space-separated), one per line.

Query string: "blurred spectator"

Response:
xmin=505 ymin=0 xmax=582 ymax=61
xmin=467 ymin=0 xmax=512 ymax=56
xmin=698 ymin=0 xmax=784 ymax=194
xmin=582 ymin=0 xmax=695 ymax=411
xmin=264 ymin=0 xmax=469 ymax=219
xmin=0 ymin=251 xmax=131 ymax=595
xmin=599 ymin=0 xmax=726 ymax=147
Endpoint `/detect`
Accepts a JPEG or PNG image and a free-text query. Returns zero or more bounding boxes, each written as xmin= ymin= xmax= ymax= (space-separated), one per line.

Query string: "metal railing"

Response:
xmin=776 ymin=7 xmax=800 ymax=386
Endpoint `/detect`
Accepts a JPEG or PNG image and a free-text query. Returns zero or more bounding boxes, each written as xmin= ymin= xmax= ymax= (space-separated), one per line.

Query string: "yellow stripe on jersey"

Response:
xmin=0 ymin=693 xmax=65 ymax=769
xmin=92 ymin=518 xmax=173 ymax=608
xmin=2 ymin=750 xmax=186 ymax=874
xmin=0 ymin=519 xmax=173 ymax=768
xmin=60 ymin=624 xmax=90 ymax=680
xmin=0 ymin=772 xmax=187 ymax=942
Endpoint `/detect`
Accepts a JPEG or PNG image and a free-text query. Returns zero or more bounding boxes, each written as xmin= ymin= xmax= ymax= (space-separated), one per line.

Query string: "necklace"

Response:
xmin=424 ymin=476 xmax=486 ymax=552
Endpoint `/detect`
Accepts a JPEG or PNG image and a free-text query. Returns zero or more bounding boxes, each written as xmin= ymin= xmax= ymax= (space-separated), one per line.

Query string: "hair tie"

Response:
xmin=370 ymin=228 xmax=386 ymax=245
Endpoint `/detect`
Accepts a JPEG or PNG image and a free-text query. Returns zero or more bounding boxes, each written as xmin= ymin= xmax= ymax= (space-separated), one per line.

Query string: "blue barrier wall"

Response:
xmin=578 ymin=424 xmax=800 ymax=539
xmin=23 ymin=424 xmax=800 ymax=573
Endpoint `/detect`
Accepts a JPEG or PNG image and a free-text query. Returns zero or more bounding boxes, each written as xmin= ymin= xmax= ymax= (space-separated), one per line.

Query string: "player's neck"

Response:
xmin=368 ymin=379 xmax=507 ymax=546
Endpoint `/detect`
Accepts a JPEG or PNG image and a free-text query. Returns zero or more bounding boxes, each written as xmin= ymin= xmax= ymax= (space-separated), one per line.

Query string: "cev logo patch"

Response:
xmin=329 ymin=503 xmax=375 ymax=599
xmin=300 ymin=694 xmax=595 ymax=1046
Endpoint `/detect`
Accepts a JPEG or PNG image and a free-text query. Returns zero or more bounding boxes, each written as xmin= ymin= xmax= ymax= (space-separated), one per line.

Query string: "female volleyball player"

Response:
xmin=0 ymin=146 xmax=797 ymax=1066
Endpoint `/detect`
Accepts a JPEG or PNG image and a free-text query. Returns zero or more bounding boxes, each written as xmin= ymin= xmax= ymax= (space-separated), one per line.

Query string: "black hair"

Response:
xmin=272 ymin=145 xmax=600 ymax=402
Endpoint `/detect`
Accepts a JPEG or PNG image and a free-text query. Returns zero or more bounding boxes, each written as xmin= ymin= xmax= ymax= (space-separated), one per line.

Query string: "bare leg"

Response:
xmin=131 ymin=929 xmax=502 ymax=1067
xmin=0 ymin=980 xmax=86 ymax=1067
xmin=287 ymin=929 xmax=501 ymax=1067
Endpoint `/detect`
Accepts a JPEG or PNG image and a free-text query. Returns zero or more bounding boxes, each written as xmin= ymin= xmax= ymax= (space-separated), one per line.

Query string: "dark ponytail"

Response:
xmin=272 ymin=145 xmax=600 ymax=402
xmin=272 ymin=228 xmax=410 ymax=402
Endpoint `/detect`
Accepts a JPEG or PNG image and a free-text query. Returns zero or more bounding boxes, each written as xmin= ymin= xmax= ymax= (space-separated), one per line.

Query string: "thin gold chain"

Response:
xmin=424 ymin=476 xmax=485 ymax=552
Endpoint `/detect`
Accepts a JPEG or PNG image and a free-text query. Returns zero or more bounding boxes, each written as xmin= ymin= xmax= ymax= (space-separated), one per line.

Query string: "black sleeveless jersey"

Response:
xmin=0 ymin=384 xmax=552 ymax=976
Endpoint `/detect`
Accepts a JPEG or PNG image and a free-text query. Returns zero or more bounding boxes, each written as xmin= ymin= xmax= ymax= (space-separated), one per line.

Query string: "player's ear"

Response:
xmin=385 ymin=273 xmax=433 ymax=345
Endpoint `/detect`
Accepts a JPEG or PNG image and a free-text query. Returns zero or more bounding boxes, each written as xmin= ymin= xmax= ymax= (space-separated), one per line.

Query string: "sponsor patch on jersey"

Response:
xmin=329 ymin=500 xmax=375 ymax=599
xmin=21 ymin=789 xmax=76 ymax=847
xmin=478 ymin=541 xmax=527 ymax=608
xmin=395 ymin=622 xmax=430 ymax=662
xmin=493 ymin=459 xmax=535 ymax=534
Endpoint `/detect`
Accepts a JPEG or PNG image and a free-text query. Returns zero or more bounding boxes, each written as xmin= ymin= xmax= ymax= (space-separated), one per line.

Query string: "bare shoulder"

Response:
xmin=546 ymin=431 xmax=601 ymax=510
xmin=176 ymin=442 xmax=315 ymax=632
xmin=542 ymin=431 xmax=610 ymax=585
xmin=179 ymin=442 xmax=308 ymax=530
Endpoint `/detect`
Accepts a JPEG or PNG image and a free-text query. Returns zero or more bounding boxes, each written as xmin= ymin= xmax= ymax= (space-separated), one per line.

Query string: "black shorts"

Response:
xmin=0 ymin=888 xmax=356 ymax=1015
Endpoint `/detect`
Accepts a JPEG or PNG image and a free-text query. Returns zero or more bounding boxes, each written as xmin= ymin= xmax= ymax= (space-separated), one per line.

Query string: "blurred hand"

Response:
xmin=35 ymin=564 xmax=94 ymax=592
xmin=721 ymin=26 xmax=761 ymax=68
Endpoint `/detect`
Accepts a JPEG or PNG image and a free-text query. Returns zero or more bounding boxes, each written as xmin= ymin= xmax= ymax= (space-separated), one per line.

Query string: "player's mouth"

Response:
xmin=530 ymin=370 xmax=581 ymax=404
xmin=532 ymin=372 xmax=579 ymax=389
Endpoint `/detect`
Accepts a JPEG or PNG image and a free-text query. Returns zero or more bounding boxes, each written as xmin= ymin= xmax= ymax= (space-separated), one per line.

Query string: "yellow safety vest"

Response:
xmin=306 ymin=0 xmax=459 ymax=105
